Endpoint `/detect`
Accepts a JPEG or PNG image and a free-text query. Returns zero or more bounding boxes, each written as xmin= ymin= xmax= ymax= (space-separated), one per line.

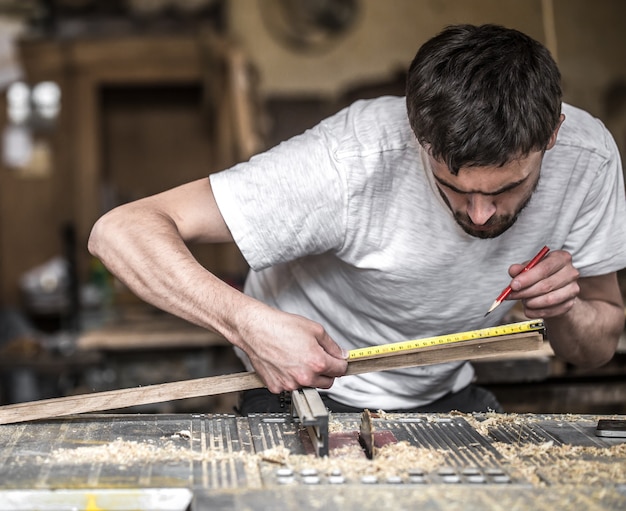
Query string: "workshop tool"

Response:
xmin=0 ymin=320 xmax=545 ymax=425
xmin=358 ymin=409 xmax=399 ymax=460
xmin=485 ymin=246 xmax=550 ymax=316
xmin=290 ymin=387 xmax=329 ymax=457
xmin=347 ymin=320 xmax=544 ymax=360
xmin=359 ymin=409 xmax=375 ymax=459
xmin=346 ymin=319 xmax=545 ymax=374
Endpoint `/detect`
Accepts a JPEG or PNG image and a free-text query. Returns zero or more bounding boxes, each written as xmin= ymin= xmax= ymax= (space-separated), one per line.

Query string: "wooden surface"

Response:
xmin=0 ymin=330 xmax=544 ymax=425
xmin=77 ymin=314 xmax=229 ymax=350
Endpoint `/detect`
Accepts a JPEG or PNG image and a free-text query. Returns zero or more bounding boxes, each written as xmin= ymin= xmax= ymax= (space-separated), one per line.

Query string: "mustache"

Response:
xmin=454 ymin=211 xmax=514 ymax=229
xmin=454 ymin=212 xmax=516 ymax=238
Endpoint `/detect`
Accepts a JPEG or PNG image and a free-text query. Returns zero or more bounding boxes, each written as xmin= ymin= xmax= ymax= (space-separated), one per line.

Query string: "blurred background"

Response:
xmin=0 ymin=0 xmax=624 ymax=415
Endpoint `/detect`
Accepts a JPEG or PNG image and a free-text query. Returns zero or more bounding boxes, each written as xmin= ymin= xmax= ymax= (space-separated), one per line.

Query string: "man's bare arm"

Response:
xmin=542 ymin=273 xmax=623 ymax=367
xmin=508 ymin=250 xmax=624 ymax=367
xmin=88 ymin=178 xmax=348 ymax=392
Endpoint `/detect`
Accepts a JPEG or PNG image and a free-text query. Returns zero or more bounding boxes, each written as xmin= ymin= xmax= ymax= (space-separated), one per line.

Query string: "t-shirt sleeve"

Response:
xmin=209 ymin=122 xmax=347 ymax=270
xmin=563 ymin=121 xmax=626 ymax=276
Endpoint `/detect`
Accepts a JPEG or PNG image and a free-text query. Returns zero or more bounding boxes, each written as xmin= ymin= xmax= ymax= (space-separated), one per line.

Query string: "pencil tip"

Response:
xmin=484 ymin=300 xmax=499 ymax=316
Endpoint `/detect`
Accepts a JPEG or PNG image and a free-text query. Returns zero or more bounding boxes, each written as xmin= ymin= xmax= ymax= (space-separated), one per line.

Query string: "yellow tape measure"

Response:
xmin=348 ymin=319 xmax=545 ymax=360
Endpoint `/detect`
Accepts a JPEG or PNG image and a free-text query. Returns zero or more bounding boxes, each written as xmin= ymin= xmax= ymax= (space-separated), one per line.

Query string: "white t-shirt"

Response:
xmin=210 ymin=96 xmax=626 ymax=410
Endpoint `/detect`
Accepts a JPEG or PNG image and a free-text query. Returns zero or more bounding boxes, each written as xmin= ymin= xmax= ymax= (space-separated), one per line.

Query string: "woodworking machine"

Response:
xmin=0 ymin=410 xmax=624 ymax=511
xmin=290 ymin=387 xmax=329 ymax=457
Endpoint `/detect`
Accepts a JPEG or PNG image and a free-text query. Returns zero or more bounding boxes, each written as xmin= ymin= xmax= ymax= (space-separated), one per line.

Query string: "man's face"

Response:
xmin=428 ymin=151 xmax=544 ymax=239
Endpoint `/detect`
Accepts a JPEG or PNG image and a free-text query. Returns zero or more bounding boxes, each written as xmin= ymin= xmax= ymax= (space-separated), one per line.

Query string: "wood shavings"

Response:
xmin=42 ymin=433 xmax=448 ymax=482
xmin=258 ymin=446 xmax=291 ymax=464
xmin=327 ymin=416 xmax=347 ymax=434
xmin=494 ymin=441 xmax=626 ymax=487
xmin=268 ymin=441 xmax=448 ymax=481
xmin=426 ymin=412 xmax=626 ymax=488
xmin=43 ymin=437 xmax=252 ymax=466
xmin=459 ymin=411 xmax=534 ymax=437
xmin=43 ymin=438 xmax=193 ymax=466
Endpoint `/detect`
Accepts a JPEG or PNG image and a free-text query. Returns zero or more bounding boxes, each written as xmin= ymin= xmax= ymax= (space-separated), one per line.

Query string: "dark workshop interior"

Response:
xmin=0 ymin=1 xmax=624 ymax=510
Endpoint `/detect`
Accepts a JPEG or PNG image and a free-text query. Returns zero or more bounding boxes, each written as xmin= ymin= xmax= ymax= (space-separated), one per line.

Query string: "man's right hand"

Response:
xmin=232 ymin=300 xmax=348 ymax=394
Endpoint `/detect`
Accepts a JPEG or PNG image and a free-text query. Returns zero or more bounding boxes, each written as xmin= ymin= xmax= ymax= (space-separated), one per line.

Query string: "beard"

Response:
xmin=453 ymin=208 xmax=523 ymax=238
xmin=438 ymin=185 xmax=536 ymax=239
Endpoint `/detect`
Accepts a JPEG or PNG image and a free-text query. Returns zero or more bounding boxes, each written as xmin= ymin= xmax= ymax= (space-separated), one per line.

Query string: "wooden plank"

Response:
xmin=0 ymin=331 xmax=544 ymax=425
xmin=0 ymin=372 xmax=264 ymax=426
xmin=346 ymin=332 xmax=544 ymax=375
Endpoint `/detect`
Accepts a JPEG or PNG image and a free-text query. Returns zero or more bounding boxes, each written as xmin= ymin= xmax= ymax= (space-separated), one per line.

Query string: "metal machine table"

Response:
xmin=0 ymin=412 xmax=624 ymax=510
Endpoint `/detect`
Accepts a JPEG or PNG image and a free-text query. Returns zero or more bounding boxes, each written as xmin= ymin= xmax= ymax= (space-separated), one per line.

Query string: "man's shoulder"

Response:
xmin=343 ymin=95 xmax=407 ymax=117
xmin=557 ymin=103 xmax=612 ymax=157
xmin=322 ymin=96 xmax=415 ymax=159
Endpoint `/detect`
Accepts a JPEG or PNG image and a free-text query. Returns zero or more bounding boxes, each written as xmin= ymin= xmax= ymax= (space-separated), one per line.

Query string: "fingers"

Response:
xmin=507 ymin=250 xmax=580 ymax=317
xmin=317 ymin=331 xmax=350 ymax=361
xmin=521 ymin=295 xmax=576 ymax=319
xmin=245 ymin=315 xmax=348 ymax=394
xmin=259 ymin=367 xmax=341 ymax=394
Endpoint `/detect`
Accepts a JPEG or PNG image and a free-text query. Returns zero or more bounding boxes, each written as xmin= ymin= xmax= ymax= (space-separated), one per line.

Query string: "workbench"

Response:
xmin=0 ymin=412 xmax=624 ymax=510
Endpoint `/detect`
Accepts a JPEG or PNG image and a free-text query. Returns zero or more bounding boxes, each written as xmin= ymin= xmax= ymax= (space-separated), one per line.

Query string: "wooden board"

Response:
xmin=0 ymin=372 xmax=264 ymax=426
xmin=346 ymin=331 xmax=544 ymax=375
xmin=76 ymin=316 xmax=229 ymax=350
xmin=0 ymin=331 xmax=544 ymax=425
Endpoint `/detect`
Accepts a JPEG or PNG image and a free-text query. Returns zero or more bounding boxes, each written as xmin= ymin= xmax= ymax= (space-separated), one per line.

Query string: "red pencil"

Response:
xmin=484 ymin=246 xmax=550 ymax=316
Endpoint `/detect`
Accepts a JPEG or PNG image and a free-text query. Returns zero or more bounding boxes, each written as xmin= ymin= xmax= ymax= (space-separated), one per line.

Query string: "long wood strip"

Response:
xmin=0 ymin=331 xmax=544 ymax=425
xmin=0 ymin=372 xmax=264 ymax=425
xmin=346 ymin=332 xmax=543 ymax=375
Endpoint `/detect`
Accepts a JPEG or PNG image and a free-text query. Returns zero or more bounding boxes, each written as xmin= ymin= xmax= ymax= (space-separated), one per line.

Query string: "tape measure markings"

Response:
xmin=348 ymin=320 xmax=545 ymax=360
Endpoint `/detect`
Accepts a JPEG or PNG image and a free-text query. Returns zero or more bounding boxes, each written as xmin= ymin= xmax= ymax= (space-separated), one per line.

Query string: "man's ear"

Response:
xmin=546 ymin=114 xmax=566 ymax=150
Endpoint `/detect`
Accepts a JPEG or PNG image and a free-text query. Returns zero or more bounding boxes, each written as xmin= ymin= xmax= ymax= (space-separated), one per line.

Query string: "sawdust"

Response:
xmin=41 ymin=437 xmax=249 ymax=466
xmin=327 ymin=417 xmax=347 ymax=434
xmin=493 ymin=441 xmax=626 ymax=487
xmin=275 ymin=441 xmax=449 ymax=481
xmin=458 ymin=411 xmax=536 ymax=436
xmin=44 ymin=438 xmax=176 ymax=465
xmin=454 ymin=412 xmax=626 ymax=487
xmin=457 ymin=411 xmax=623 ymax=437
xmin=260 ymin=442 xmax=446 ymax=482
xmin=258 ymin=445 xmax=291 ymax=464
xmin=37 ymin=413 xmax=626 ymax=488
xmin=41 ymin=434 xmax=448 ymax=481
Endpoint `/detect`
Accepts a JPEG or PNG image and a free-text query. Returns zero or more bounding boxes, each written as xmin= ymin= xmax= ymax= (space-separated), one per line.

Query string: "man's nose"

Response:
xmin=466 ymin=194 xmax=496 ymax=225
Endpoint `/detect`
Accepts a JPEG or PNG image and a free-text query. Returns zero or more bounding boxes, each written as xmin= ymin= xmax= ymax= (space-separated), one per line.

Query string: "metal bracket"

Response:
xmin=290 ymin=388 xmax=329 ymax=457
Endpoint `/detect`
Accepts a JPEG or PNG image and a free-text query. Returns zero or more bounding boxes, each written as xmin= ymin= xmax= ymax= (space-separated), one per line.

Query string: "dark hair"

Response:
xmin=406 ymin=24 xmax=562 ymax=174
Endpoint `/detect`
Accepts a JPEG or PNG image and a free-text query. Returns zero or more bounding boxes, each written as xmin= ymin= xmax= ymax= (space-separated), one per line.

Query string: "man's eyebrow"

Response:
xmin=432 ymin=173 xmax=528 ymax=196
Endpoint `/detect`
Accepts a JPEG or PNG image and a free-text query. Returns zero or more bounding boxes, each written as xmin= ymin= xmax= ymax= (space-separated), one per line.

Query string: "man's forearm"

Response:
xmin=88 ymin=203 xmax=252 ymax=346
xmin=545 ymin=298 xmax=624 ymax=367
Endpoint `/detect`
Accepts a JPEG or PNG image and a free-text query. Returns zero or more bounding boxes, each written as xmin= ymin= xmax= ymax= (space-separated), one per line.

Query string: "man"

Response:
xmin=88 ymin=24 xmax=626 ymax=414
